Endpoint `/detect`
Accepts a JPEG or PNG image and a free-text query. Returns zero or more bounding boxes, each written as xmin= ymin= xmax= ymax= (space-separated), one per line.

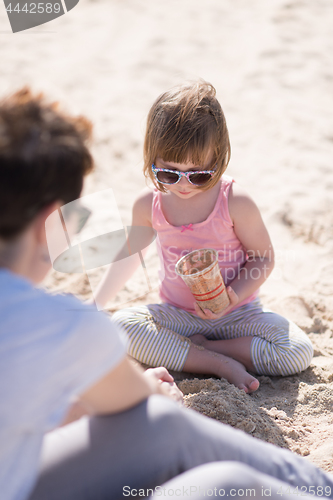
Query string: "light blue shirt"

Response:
xmin=0 ymin=269 xmax=127 ymax=500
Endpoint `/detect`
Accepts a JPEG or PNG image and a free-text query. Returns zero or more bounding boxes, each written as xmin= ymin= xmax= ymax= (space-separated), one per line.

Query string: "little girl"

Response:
xmin=94 ymin=81 xmax=313 ymax=393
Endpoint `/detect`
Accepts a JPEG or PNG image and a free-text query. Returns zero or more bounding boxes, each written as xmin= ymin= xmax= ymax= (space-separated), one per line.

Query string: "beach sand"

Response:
xmin=1 ymin=0 xmax=333 ymax=472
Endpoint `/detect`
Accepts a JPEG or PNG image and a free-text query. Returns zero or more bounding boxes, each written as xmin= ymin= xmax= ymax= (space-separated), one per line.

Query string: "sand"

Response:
xmin=1 ymin=0 xmax=333 ymax=472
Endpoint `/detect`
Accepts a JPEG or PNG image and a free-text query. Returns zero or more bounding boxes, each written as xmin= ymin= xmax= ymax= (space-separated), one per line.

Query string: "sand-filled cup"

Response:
xmin=175 ymin=248 xmax=230 ymax=314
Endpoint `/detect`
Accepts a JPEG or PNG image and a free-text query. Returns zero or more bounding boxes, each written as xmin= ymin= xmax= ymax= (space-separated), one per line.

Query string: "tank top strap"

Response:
xmin=217 ymin=174 xmax=235 ymax=227
xmin=152 ymin=188 xmax=165 ymax=230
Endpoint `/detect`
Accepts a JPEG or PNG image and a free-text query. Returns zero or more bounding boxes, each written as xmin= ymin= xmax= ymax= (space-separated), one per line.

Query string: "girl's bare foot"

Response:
xmin=216 ymin=354 xmax=260 ymax=393
xmin=190 ymin=334 xmax=259 ymax=393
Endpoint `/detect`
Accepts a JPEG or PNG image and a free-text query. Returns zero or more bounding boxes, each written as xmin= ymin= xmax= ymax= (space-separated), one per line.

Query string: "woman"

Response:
xmin=0 ymin=88 xmax=331 ymax=500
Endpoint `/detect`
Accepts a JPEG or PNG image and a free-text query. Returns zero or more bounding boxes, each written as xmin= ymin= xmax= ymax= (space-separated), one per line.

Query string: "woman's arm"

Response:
xmin=61 ymin=358 xmax=183 ymax=425
xmin=79 ymin=357 xmax=183 ymax=414
xmin=195 ymin=182 xmax=274 ymax=320
xmin=92 ymin=189 xmax=154 ymax=309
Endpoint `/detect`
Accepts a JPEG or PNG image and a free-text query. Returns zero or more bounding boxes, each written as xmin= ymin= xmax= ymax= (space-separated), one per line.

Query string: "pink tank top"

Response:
xmin=152 ymin=175 xmax=258 ymax=316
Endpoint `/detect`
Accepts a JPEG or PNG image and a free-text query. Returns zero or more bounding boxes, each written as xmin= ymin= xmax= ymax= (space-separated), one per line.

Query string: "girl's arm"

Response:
xmin=195 ymin=182 xmax=274 ymax=319
xmin=228 ymin=182 xmax=275 ymax=298
xmin=92 ymin=189 xmax=154 ymax=309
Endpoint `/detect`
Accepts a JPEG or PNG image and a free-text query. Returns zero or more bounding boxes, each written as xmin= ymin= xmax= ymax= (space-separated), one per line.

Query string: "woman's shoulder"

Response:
xmin=0 ymin=269 xmax=127 ymax=360
xmin=0 ymin=269 xmax=114 ymax=345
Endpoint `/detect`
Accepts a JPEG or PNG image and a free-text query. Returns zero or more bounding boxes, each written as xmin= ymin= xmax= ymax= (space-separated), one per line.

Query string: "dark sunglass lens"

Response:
xmin=156 ymin=171 xmax=179 ymax=184
xmin=189 ymin=173 xmax=212 ymax=185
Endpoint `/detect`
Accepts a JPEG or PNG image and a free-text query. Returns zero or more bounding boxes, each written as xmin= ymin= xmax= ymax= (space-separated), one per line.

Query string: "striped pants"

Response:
xmin=113 ymin=299 xmax=313 ymax=376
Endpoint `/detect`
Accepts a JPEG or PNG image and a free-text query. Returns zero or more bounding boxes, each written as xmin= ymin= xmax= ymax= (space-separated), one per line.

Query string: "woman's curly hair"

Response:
xmin=0 ymin=87 xmax=94 ymax=240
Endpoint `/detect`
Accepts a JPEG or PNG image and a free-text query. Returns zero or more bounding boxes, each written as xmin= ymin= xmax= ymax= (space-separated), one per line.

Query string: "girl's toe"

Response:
xmin=248 ymin=379 xmax=260 ymax=392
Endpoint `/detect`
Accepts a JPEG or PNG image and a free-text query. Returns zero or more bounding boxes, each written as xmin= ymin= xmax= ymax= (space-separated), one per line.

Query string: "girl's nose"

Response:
xmin=178 ymin=174 xmax=190 ymax=186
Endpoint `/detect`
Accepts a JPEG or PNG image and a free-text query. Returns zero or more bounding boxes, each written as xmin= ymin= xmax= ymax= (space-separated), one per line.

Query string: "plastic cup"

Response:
xmin=175 ymin=248 xmax=230 ymax=314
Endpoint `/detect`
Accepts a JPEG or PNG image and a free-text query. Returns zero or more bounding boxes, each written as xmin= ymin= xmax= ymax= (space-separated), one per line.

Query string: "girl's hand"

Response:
xmin=144 ymin=367 xmax=183 ymax=404
xmin=193 ymin=286 xmax=239 ymax=320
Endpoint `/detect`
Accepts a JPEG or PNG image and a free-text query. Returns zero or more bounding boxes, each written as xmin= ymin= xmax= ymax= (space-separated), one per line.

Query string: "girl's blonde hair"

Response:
xmin=143 ymin=80 xmax=231 ymax=192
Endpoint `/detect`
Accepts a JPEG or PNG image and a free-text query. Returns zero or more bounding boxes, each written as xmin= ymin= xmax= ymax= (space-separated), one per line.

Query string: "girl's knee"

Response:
xmin=279 ymin=342 xmax=313 ymax=376
xmin=113 ymin=306 xmax=151 ymax=327
xmin=251 ymin=334 xmax=314 ymax=376
xmin=112 ymin=308 xmax=129 ymax=325
xmin=286 ymin=327 xmax=314 ymax=374
xmin=292 ymin=336 xmax=314 ymax=373
xmin=112 ymin=307 xmax=155 ymax=351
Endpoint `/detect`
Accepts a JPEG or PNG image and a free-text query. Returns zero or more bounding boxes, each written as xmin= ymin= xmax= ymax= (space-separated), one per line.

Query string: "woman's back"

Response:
xmin=0 ymin=268 xmax=126 ymax=500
